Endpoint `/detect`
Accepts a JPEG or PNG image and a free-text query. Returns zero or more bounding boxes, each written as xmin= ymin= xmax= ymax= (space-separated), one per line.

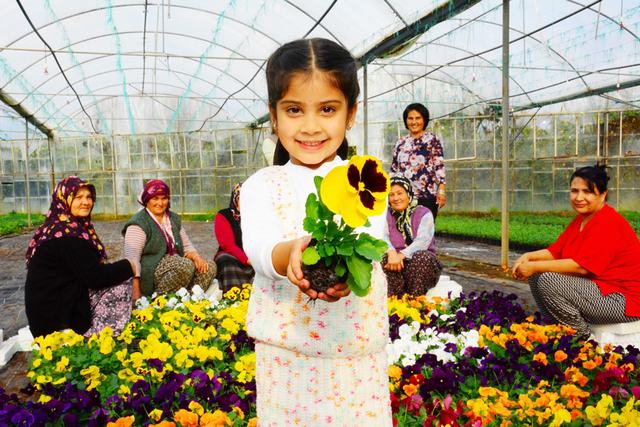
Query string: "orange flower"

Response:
xmin=402 ymin=383 xmax=418 ymax=397
xmin=583 ymin=360 xmax=598 ymax=370
xmin=150 ymin=422 xmax=176 ymax=427
xmin=200 ymin=411 xmax=232 ymax=427
xmin=554 ymin=350 xmax=568 ymax=363
xmin=107 ymin=416 xmax=135 ymax=427
xmin=533 ymin=352 xmax=548 ymax=366
xmin=173 ymin=409 xmax=198 ymax=427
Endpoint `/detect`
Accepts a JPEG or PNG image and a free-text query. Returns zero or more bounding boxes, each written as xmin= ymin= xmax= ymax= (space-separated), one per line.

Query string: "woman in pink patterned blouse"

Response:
xmin=391 ymin=102 xmax=447 ymax=219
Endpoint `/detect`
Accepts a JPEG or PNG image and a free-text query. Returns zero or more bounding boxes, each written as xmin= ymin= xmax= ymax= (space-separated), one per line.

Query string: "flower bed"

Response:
xmin=1 ymin=285 xmax=639 ymax=426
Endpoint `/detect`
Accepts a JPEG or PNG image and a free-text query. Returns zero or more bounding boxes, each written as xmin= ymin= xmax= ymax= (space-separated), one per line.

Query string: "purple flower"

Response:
xmin=148 ymin=358 xmax=164 ymax=372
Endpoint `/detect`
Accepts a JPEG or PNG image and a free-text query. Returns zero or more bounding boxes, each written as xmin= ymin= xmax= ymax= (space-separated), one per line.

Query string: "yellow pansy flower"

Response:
xmin=320 ymin=155 xmax=389 ymax=228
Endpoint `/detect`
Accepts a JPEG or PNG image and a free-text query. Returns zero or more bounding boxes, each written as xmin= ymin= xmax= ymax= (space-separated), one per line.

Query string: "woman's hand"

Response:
xmin=436 ymin=191 xmax=446 ymax=208
xmin=512 ymin=261 xmax=536 ymax=280
xmin=511 ymin=253 xmax=531 ymax=279
xmin=132 ymin=277 xmax=142 ymax=305
xmin=384 ymin=249 xmax=405 ymax=272
xmin=286 ymin=236 xmax=350 ymax=303
xmin=186 ymin=252 xmax=209 ymax=273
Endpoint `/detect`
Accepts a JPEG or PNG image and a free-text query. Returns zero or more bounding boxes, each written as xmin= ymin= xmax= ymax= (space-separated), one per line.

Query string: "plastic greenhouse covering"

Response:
xmin=0 ymin=0 xmax=639 ymax=215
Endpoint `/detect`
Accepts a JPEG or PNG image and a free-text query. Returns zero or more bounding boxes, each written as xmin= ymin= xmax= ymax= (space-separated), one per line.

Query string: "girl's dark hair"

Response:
xmin=267 ymin=38 xmax=359 ymax=166
xmin=570 ymin=164 xmax=609 ymax=194
xmin=402 ymin=103 xmax=430 ymax=130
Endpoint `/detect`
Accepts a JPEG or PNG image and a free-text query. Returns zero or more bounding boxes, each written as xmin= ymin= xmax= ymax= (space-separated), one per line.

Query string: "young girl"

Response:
xmin=241 ymin=38 xmax=392 ymax=425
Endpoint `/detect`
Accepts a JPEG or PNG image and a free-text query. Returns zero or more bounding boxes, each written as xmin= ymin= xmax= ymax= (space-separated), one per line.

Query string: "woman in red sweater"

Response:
xmin=214 ymin=183 xmax=255 ymax=291
xmin=512 ymin=165 xmax=640 ymax=339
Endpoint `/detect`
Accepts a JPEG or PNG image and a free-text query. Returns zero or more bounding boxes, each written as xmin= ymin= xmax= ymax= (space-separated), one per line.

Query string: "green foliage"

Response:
xmin=437 ymin=211 xmax=640 ymax=248
xmin=302 ymin=177 xmax=388 ymax=295
xmin=0 ymin=212 xmax=44 ymax=236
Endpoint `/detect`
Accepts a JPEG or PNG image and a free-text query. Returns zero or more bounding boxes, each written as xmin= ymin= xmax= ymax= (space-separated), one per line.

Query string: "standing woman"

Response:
xmin=25 ymin=176 xmax=134 ymax=337
xmin=214 ymin=183 xmax=255 ymax=291
xmin=391 ymin=102 xmax=446 ymax=219
xmin=512 ymin=165 xmax=640 ymax=339
xmin=122 ymin=179 xmax=216 ymax=299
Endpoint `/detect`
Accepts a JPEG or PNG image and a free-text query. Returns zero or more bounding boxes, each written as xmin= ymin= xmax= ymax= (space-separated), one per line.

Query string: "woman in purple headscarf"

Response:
xmin=122 ymin=179 xmax=216 ymax=300
xmin=25 ymin=176 xmax=134 ymax=337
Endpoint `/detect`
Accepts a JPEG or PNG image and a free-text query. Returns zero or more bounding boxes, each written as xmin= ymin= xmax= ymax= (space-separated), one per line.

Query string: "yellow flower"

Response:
xmin=188 ymin=401 xmax=204 ymax=416
xmin=38 ymin=394 xmax=52 ymax=403
xmin=388 ymin=365 xmax=402 ymax=381
xmin=149 ymin=409 xmax=163 ymax=422
xmin=585 ymin=394 xmax=614 ymax=425
xmin=320 ymin=155 xmax=389 ymax=228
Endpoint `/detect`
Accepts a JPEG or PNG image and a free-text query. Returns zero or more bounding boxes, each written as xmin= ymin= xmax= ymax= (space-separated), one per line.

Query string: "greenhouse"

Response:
xmin=1 ymin=0 xmax=639 ymax=216
xmin=2 ymin=1 xmax=640 ymax=426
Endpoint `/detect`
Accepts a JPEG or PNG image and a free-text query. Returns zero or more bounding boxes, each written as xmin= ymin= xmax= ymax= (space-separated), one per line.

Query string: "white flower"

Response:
xmin=175 ymin=288 xmax=189 ymax=298
xmin=135 ymin=296 xmax=150 ymax=309
xmin=166 ymin=297 xmax=178 ymax=308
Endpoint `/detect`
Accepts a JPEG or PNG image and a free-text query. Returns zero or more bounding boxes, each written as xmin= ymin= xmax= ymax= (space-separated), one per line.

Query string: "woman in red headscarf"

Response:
xmin=25 ymin=176 xmax=135 ymax=337
xmin=122 ymin=179 xmax=216 ymax=300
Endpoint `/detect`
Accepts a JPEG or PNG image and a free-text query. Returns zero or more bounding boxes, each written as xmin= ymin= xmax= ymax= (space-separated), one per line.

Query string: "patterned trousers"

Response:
xmin=154 ymin=255 xmax=217 ymax=294
xmin=383 ymin=250 xmax=442 ymax=297
xmin=529 ymin=272 xmax=640 ymax=338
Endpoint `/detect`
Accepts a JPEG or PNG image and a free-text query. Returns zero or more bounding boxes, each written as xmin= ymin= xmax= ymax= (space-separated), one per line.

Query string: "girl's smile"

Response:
xmin=272 ymin=71 xmax=356 ymax=169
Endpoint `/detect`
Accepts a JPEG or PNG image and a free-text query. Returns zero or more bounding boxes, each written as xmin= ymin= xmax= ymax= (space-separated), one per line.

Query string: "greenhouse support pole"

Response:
xmin=25 ymin=119 xmax=31 ymax=227
xmin=47 ymin=135 xmax=56 ymax=192
xmin=363 ymin=62 xmax=368 ymax=154
xmin=500 ymin=0 xmax=510 ymax=270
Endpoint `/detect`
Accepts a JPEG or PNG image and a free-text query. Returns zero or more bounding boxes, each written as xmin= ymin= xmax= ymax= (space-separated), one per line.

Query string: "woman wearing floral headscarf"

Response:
xmin=383 ymin=175 xmax=442 ymax=297
xmin=214 ymin=183 xmax=255 ymax=291
xmin=122 ymin=179 xmax=216 ymax=299
xmin=25 ymin=176 xmax=135 ymax=337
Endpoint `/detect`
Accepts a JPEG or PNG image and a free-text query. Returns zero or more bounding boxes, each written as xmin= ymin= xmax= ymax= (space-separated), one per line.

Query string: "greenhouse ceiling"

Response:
xmin=0 ymin=0 xmax=639 ymax=140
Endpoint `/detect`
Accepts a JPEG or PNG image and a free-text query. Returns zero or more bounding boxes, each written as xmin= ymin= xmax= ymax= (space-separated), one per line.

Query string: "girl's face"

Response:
xmin=406 ymin=110 xmax=425 ymax=137
xmin=570 ymin=177 xmax=606 ymax=217
xmin=70 ymin=187 xmax=94 ymax=218
xmin=271 ymin=72 xmax=356 ymax=169
xmin=147 ymin=194 xmax=170 ymax=218
xmin=388 ymin=184 xmax=410 ymax=213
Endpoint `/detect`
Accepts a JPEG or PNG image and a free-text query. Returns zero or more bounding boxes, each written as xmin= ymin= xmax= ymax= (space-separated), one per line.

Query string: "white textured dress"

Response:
xmin=241 ymin=157 xmax=392 ymax=426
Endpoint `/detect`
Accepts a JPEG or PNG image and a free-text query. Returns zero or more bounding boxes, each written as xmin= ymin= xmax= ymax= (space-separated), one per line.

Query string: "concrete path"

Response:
xmin=0 ymin=220 xmax=536 ymax=340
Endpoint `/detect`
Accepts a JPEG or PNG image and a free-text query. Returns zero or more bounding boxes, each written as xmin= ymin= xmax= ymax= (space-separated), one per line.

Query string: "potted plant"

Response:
xmin=301 ymin=155 xmax=390 ymax=297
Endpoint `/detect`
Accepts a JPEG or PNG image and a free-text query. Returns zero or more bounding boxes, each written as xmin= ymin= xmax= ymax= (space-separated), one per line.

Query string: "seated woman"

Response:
xmin=214 ymin=183 xmax=255 ymax=291
xmin=512 ymin=165 xmax=640 ymax=339
xmin=122 ymin=179 xmax=216 ymax=299
xmin=383 ymin=175 xmax=442 ymax=297
xmin=25 ymin=176 xmax=134 ymax=337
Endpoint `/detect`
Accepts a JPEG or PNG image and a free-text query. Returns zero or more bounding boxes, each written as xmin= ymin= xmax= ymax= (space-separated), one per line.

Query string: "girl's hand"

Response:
xmin=132 ymin=277 xmax=142 ymax=306
xmin=436 ymin=192 xmax=446 ymax=208
xmin=287 ymin=236 xmax=348 ymax=303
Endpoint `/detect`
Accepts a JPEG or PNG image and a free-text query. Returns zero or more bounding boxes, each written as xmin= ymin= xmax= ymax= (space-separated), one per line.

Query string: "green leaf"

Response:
xmin=303 ymin=217 xmax=319 ymax=233
xmin=335 ymin=261 xmax=347 ymax=277
xmin=336 ymin=242 xmax=354 ymax=257
xmin=354 ymin=234 xmax=388 ymax=261
xmin=347 ymin=273 xmax=370 ymax=297
xmin=326 ymin=220 xmax=340 ymax=240
xmin=325 ymin=245 xmax=335 ymax=256
xmin=305 ymin=193 xmax=319 ymax=220
xmin=313 ymin=175 xmax=323 ymax=196
xmin=302 ymin=247 xmax=320 ymax=265
xmin=345 ymin=254 xmax=372 ymax=292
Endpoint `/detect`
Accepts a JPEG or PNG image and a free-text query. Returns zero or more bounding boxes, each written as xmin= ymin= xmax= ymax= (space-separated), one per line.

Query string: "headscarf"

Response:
xmin=229 ymin=183 xmax=241 ymax=222
xmin=138 ymin=179 xmax=171 ymax=208
xmin=25 ymin=176 xmax=106 ymax=265
xmin=389 ymin=175 xmax=418 ymax=245
xmin=137 ymin=179 xmax=177 ymax=255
